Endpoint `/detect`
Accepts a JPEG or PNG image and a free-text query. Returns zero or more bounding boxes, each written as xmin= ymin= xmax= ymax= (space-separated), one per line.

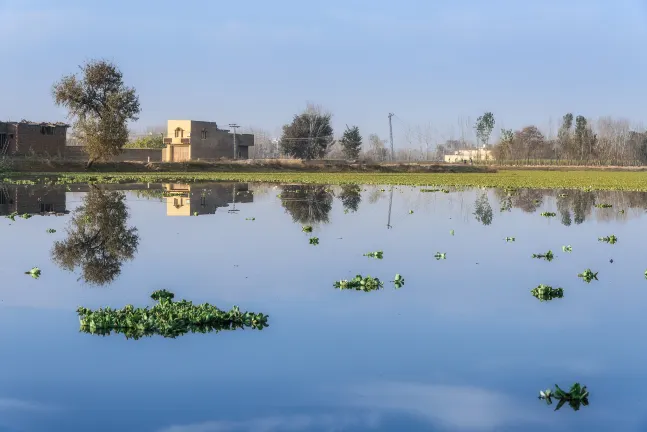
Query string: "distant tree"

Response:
xmin=574 ymin=115 xmax=597 ymax=160
xmin=340 ymin=125 xmax=362 ymax=160
xmin=51 ymin=188 xmax=139 ymax=285
xmin=473 ymin=192 xmax=493 ymax=226
xmin=367 ymin=134 xmax=388 ymax=161
xmin=515 ymin=126 xmax=547 ymax=160
xmin=52 ymin=59 xmax=141 ymax=167
xmin=279 ymin=105 xmax=334 ymax=160
xmin=338 ymin=184 xmax=362 ymax=212
xmin=492 ymin=128 xmax=514 ymax=160
xmin=475 ymin=112 xmax=496 ymax=147
xmin=280 ymin=185 xmax=333 ymax=224
xmin=124 ymin=134 xmax=165 ymax=149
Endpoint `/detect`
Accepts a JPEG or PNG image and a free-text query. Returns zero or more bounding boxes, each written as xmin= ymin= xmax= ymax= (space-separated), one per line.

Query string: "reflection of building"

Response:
xmin=163 ymin=183 xmax=253 ymax=216
xmin=162 ymin=120 xmax=254 ymax=162
xmin=444 ymin=148 xmax=493 ymax=163
xmin=0 ymin=185 xmax=68 ymax=215
xmin=0 ymin=120 xmax=69 ymax=156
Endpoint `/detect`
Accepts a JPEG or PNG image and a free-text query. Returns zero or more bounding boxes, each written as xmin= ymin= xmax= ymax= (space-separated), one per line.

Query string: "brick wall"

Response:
xmin=13 ymin=123 xmax=67 ymax=156
xmin=62 ymin=146 xmax=162 ymax=162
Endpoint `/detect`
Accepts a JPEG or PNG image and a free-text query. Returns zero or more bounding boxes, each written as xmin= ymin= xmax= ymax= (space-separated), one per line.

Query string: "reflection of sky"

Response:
xmin=1 ymin=186 xmax=647 ymax=431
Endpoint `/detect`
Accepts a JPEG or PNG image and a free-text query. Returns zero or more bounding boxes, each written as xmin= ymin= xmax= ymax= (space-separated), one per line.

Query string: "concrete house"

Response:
xmin=163 ymin=183 xmax=253 ymax=216
xmin=162 ymin=120 xmax=254 ymax=162
xmin=444 ymin=148 xmax=493 ymax=163
xmin=0 ymin=120 xmax=69 ymax=156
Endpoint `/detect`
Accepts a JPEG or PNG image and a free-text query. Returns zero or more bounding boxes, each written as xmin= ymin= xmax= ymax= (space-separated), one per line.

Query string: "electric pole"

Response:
xmin=229 ymin=123 xmax=240 ymax=159
xmin=388 ymin=113 xmax=394 ymax=162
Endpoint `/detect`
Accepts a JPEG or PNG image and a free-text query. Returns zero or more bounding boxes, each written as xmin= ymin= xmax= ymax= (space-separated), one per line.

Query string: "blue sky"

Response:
xmin=1 ymin=0 xmax=646 ymax=145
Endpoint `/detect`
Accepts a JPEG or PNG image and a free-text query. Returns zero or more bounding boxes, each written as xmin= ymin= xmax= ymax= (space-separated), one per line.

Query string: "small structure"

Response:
xmin=0 ymin=185 xmax=68 ymax=216
xmin=0 ymin=120 xmax=69 ymax=157
xmin=163 ymin=183 xmax=253 ymax=216
xmin=444 ymin=148 xmax=493 ymax=163
xmin=162 ymin=120 xmax=254 ymax=162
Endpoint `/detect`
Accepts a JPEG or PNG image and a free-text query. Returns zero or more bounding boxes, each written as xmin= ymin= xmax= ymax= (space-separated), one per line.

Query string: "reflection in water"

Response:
xmin=539 ymin=383 xmax=589 ymax=411
xmin=0 ymin=184 xmax=68 ymax=216
xmin=281 ymin=185 xmax=333 ymax=224
xmin=163 ymin=183 xmax=252 ymax=216
xmin=338 ymin=184 xmax=362 ymax=213
xmin=473 ymin=192 xmax=493 ymax=226
xmin=51 ymin=187 xmax=139 ymax=286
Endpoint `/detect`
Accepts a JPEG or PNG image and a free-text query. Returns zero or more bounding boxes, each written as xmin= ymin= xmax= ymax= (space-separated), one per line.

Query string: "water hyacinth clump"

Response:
xmin=24 ymin=267 xmax=41 ymax=279
xmin=363 ymin=251 xmax=384 ymax=259
xmin=595 ymin=203 xmax=612 ymax=208
xmin=393 ymin=274 xmax=405 ymax=288
xmin=46 ymin=228 xmax=56 ymax=234
xmin=539 ymin=383 xmax=589 ymax=412
xmin=598 ymin=235 xmax=618 ymax=244
xmin=505 ymin=237 xmax=515 ymax=242
xmin=531 ymin=284 xmax=564 ymax=302
xmin=309 ymin=237 xmax=319 ymax=245
xmin=540 ymin=212 xmax=556 ymax=217
xmin=77 ymin=290 xmax=269 ymax=339
xmin=578 ymin=269 xmax=599 ymax=283
xmin=334 ymin=275 xmax=384 ymax=292
xmin=532 ymin=250 xmax=554 ymax=261
xmin=434 ymin=252 xmax=446 ymax=260
xmin=302 ymin=225 xmax=313 ymax=233
xmin=562 ymin=245 xmax=573 ymax=252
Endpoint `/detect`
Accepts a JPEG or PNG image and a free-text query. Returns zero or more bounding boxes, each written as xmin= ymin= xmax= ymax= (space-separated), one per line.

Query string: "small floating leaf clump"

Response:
xmin=302 ymin=225 xmax=313 ymax=233
xmin=578 ymin=269 xmax=599 ymax=283
xmin=562 ymin=245 xmax=572 ymax=252
xmin=532 ymin=250 xmax=554 ymax=261
xmin=334 ymin=275 xmax=384 ymax=292
xmin=598 ymin=235 xmax=617 ymax=244
xmin=393 ymin=274 xmax=405 ymax=288
xmin=245 ymin=217 xmax=255 ymax=221
xmin=25 ymin=267 xmax=41 ymax=279
xmin=531 ymin=284 xmax=564 ymax=302
xmin=595 ymin=203 xmax=612 ymax=208
xmin=539 ymin=383 xmax=589 ymax=412
xmin=540 ymin=212 xmax=556 ymax=217
xmin=363 ymin=251 xmax=384 ymax=259
xmin=434 ymin=252 xmax=446 ymax=260
xmin=77 ymin=290 xmax=269 ymax=339
xmin=46 ymin=228 xmax=56 ymax=234
xmin=505 ymin=237 xmax=515 ymax=242
xmin=309 ymin=237 xmax=319 ymax=245
xmin=20 ymin=213 xmax=32 ymax=219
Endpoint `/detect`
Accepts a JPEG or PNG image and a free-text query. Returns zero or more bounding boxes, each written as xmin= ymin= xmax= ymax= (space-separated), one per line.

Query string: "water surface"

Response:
xmin=1 ymin=182 xmax=646 ymax=432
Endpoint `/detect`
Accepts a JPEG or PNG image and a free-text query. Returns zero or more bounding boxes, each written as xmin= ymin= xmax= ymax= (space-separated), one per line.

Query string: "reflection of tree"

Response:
xmin=281 ymin=185 xmax=333 ymax=224
xmin=473 ymin=192 xmax=493 ymax=225
xmin=557 ymin=191 xmax=595 ymax=225
xmin=52 ymin=188 xmax=139 ymax=285
xmin=338 ymin=184 xmax=362 ymax=212
xmin=493 ymin=188 xmax=543 ymax=213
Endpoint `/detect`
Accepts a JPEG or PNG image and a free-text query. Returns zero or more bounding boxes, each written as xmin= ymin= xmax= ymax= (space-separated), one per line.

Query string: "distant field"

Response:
xmin=5 ymin=170 xmax=647 ymax=191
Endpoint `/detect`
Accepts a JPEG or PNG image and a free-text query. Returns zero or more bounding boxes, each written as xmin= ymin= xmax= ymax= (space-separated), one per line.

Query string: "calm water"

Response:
xmin=1 ymin=182 xmax=647 ymax=432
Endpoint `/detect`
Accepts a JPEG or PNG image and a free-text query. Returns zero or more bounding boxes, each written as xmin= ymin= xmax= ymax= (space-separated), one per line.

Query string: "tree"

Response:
xmin=280 ymin=185 xmax=333 ymax=224
xmin=279 ymin=105 xmax=334 ymax=160
xmin=338 ymin=184 xmax=362 ymax=212
xmin=475 ymin=112 xmax=496 ymax=147
xmin=52 ymin=59 xmax=141 ymax=167
xmin=51 ymin=187 xmax=139 ymax=285
xmin=124 ymin=134 xmax=165 ymax=149
xmin=367 ymin=134 xmax=388 ymax=162
xmin=340 ymin=125 xmax=362 ymax=160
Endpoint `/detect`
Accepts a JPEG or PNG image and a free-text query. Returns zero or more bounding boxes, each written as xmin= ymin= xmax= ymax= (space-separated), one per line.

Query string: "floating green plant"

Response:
xmin=334 ymin=275 xmax=384 ymax=292
xmin=562 ymin=245 xmax=572 ymax=252
xmin=309 ymin=237 xmax=319 ymax=245
xmin=393 ymin=274 xmax=405 ymax=288
xmin=578 ymin=269 xmax=599 ymax=283
xmin=20 ymin=213 xmax=32 ymax=219
xmin=558 ymin=193 xmax=568 ymax=198
xmin=598 ymin=235 xmax=617 ymax=244
xmin=539 ymin=383 xmax=589 ymax=411
xmin=450 ymin=230 xmax=455 ymax=236
xmin=645 ymin=270 xmax=647 ymax=280
xmin=302 ymin=225 xmax=313 ymax=233
xmin=531 ymin=284 xmax=564 ymax=302
xmin=192 ymin=211 xmax=198 ymax=216
xmin=25 ymin=267 xmax=41 ymax=279
xmin=409 ymin=210 xmax=414 ymax=214
xmin=505 ymin=237 xmax=515 ymax=242
xmin=434 ymin=252 xmax=446 ymax=260
xmin=245 ymin=217 xmax=255 ymax=221
xmin=421 ymin=188 xmax=440 ymax=192
xmin=595 ymin=203 xmax=612 ymax=208
xmin=5 ymin=211 xmax=18 ymax=221
xmin=540 ymin=212 xmax=557 ymax=217
xmin=532 ymin=250 xmax=554 ymax=261
xmin=46 ymin=228 xmax=56 ymax=234
xmin=77 ymin=290 xmax=268 ymax=339
xmin=363 ymin=251 xmax=384 ymax=259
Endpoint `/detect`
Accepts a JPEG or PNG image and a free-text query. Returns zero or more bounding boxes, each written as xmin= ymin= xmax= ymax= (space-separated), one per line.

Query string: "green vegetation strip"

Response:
xmin=77 ymin=290 xmax=269 ymax=339
xmin=7 ymin=170 xmax=647 ymax=191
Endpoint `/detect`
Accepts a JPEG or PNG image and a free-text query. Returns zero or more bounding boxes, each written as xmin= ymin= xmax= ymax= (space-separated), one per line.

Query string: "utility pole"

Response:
xmin=388 ymin=113 xmax=394 ymax=162
xmin=229 ymin=123 xmax=240 ymax=159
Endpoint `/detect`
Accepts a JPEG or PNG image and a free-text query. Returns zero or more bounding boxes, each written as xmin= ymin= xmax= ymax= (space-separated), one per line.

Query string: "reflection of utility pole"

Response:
xmin=388 ymin=113 xmax=394 ymax=161
xmin=386 ymin=187 xmax=393 ymax=229
xmin=229 ymin=123 xmax=240 ymax=159
xmin=228 ymin=184 xmax=239 ymax=213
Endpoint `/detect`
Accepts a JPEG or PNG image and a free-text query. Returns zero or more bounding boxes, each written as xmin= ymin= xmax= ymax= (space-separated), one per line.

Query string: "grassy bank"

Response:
xmin=5 ymin=170 xmax=647 ymax=191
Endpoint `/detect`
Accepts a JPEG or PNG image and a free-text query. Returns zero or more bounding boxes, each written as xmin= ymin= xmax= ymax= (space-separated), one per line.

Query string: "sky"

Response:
xmin=1 ymin=0 xmax=646 ymax=146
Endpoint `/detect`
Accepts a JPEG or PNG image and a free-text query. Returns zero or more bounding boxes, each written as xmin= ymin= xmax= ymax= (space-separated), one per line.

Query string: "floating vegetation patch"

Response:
xmin=245 ymin=217 xmax=255 ymax=221
xmin=46 ymin=228 xmax=56 ymax=234
xmin=434 ymin=252 xmax=446 ymax=260
xmin=578 ymin=269 xmax=599 ymax=283
xmin=505 ymin=237 xmax=515 ymax=242
xmin=302 ymin=225 xmax=313 ymax=233
xmin=562 ymin=245 xmax=572 ymax=252
xmin=420 ymin=188 xmax=449 ymax=193
xmin=5 ymin=211 xmax=18 ymax=221
xmin=393 ymin=274 xmax=405 ymax=288
xmin=540 ymin=212 xmax=557 ymax=217
xmin=20 ymin=213 xmax=32 ymax=219
xmin=595 ymin=203 xmax=612 ymax=208
xmin=334 ymin=275 xmax=384 ymax=292
xmin=77 ymin=290 xmax=268 ymax=339
xmin=598 ymin=235 xmax=617 ymax=244
xmin=450 ymin=230 xmax=455 ymax=236
xmin=539 ymin=383 xmax=589 ymax=412
xmin=363 ymin=251 xmax=384 ymax=259
xmin=408 ymin=210 xmax=414 ymax=214
xmin=309 ymin=237 xmax=319 ymax=245
xmin=24 ymin=267 xmax=41 ymax=279
xmin=531 ymin=284 xmax=564 ymax=302
xmin=192 ymin=211 xmax=198 ymax=216
xmin=532 ymin=250 xmax=554 ymax=261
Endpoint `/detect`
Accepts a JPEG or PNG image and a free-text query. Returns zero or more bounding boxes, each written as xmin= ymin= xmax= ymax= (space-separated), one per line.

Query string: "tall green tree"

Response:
xmin=53 ymin=59 xmax=141 ymax=167
xmin=475 ymin=112 xmax=496 ymax=147
xmin=279 ymin=105 xmax=334 ymax=160
xmin=280 ymin=185 xmax=333 ymax=224
xmin=51 ymin=187 xmax=139 ymax=286
xmin=340 ymin=125 xmax=362 ymax=159
xmin=338 ymin=184 xmax=362 ymax=212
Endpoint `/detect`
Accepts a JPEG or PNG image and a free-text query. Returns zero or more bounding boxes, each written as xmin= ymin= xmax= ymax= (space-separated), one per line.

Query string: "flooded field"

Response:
xmin=1 ymin=182 xmax=647 ymax=431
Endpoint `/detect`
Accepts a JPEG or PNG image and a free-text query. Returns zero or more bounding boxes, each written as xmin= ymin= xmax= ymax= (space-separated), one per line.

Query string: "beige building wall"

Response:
xmin=162 ymin=120 xmax=254 ymax=161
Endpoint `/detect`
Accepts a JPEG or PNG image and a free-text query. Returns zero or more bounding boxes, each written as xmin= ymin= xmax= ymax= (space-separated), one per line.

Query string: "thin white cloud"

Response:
xmin=0 ymin=398 xmax=57 ymax=412
xmin=158 ymin=412 xmax=380 ymax=432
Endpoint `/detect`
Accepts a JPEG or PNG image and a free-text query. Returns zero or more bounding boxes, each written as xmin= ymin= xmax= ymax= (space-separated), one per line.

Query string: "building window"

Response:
xmin=175 ymin=127 xmax=182 ymax=138
xmin=201 ymin=129 xmax=207 ymax=140
xmin=40 ymin=126 xmax=54 ymax=135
